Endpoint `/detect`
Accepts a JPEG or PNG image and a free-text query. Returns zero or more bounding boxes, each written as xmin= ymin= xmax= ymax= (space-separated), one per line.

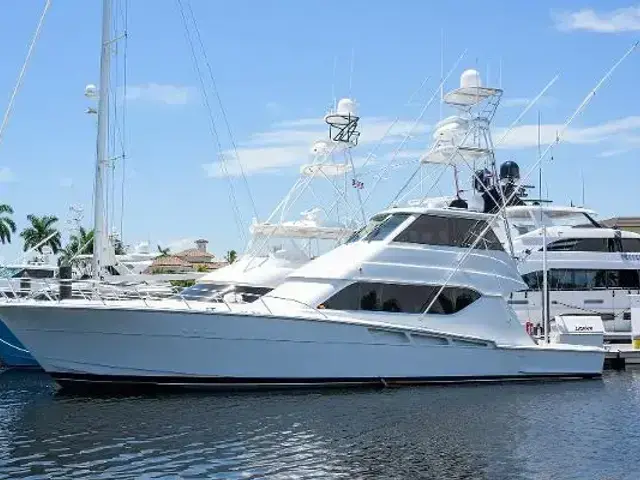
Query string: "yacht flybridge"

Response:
xmin=0 ymin=205 xmax=604 ymax=389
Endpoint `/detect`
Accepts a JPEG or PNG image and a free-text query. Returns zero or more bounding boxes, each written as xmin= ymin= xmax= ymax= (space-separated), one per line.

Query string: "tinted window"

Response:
xmin=621 ymin=238 xmax=640 ymax=252
xmin=522 ymin=271 xmax=541 ymax=290
xmin=393 ymin=215 xmax=503 ymax=251
xmin=13 ymin=268 xmax=55 ymax=279
xmin=320 ymin=282 xmax=480 ymax=315
xmin=521 ymin=269 xmax=640 ymax=291
xmin=545 ymin=237 xmax=619 ymax=252
xmin=345 ymin=213 xmax=411 ymax=243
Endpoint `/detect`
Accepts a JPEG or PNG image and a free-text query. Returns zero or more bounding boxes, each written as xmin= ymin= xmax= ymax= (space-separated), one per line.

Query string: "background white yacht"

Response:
xmin=504 ymin=202 xmax=640 ymax=341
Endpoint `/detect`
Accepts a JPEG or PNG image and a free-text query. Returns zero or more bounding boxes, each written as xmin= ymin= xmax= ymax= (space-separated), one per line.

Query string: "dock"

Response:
xmin=604 ymin=344 xmax=640 ymax=370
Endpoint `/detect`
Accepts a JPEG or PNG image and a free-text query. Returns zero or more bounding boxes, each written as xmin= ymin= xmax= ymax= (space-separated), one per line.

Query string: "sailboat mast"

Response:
xmin=92 ymin=0 xmax=112 ymax=279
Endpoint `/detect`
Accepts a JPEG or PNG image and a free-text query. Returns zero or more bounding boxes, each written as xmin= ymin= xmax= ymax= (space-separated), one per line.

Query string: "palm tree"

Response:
xmin=0 ymin=204 xmax=16 ymax=244
xmin=20 ymin=214 xmax=62 ymax=253
xmin=224 ymin=249 xmax=237 ymax=264
xmin=59 ymin=227 xmax=94 ymax=265
xmin=157 ymin=245 xmax=170 ymax=257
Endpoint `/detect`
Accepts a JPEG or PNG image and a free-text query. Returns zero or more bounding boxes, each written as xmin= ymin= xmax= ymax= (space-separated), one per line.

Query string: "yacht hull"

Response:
xmin=0 ymin=303 xmax=604 ymax=391
xmin=0 ymin=319 xmax=39 ymax=369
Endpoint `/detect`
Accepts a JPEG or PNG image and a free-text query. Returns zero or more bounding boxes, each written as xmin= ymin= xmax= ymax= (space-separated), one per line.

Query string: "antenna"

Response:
xmin=349 ymin=47 xmax=355 ymax=98
xmin=537 ymin=110 xmax=542 ymax=198
xmin=331 ymin=55 xmax=338 ymax=111
xmin=439 ymin=29 xmax=444 ymax=120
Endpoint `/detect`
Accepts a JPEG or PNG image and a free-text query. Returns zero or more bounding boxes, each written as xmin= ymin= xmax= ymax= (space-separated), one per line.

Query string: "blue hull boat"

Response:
xmin=0 ymin=319 xmax=39 ymax=369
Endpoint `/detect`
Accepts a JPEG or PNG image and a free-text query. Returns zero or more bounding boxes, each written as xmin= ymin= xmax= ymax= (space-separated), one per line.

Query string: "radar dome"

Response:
xmin=336 ymin=98 xmax=357 ymax=117
xmin=460 ymin=69 xmax=482 ymax=89
xmin=499 ymin=161 xmax=520 ymax=182
xmin=84 ymin=84 xmax=98 ymax=97
xmin=310 ymin=139 xmax=333 ymax=156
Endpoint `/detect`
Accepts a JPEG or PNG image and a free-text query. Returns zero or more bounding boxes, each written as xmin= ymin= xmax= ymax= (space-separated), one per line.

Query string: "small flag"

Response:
xmin=351 ymin=178 xmax=364 ymax=189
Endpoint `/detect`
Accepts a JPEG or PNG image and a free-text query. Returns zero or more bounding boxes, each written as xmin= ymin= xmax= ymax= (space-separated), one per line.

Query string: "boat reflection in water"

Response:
xmin=0 ymin=371 xmax=614 ymax=479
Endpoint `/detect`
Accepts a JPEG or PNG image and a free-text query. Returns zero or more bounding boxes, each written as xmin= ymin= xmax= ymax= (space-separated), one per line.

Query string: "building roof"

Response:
xmin=176 ymin=248 xmax=216 ymax=260
xmin=149 ymin=255 xmax=191 ymax=268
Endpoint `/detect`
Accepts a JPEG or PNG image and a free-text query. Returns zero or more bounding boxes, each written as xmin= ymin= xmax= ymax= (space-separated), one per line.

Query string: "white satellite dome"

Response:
xmin=84 ymin=83 xmax=98 ymax=97
xmin=310 ymin=139 xmax=333 ymax=156
xmin=460 ymin=69 xmax=482 ymax=89
xmin=336 ymin=98 xmax=357 ymax=117
xmin=432 ymin=115 xmax=469 ymax=141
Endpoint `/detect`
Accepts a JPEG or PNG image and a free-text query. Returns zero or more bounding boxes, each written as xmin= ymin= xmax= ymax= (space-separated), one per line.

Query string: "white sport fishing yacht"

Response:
xmin=0 ymin=205 xmax=604 ymax=389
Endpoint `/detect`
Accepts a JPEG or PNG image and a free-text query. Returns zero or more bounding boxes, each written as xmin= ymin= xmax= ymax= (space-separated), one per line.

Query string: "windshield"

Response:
xmin=345 ymin=213 xmax=411 ymax=243
xmin=175 ymin=283 xmax=272 ymax=303
xmin=507 ymin=210 xmax=601 ymax=234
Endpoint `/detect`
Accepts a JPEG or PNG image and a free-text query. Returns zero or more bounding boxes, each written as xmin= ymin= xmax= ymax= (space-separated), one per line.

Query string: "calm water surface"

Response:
xmin=1 ymin=370 xmax=640 ymax=479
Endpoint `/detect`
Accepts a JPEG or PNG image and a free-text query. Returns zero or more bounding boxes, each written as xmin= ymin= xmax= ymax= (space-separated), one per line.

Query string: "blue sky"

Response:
xmin=0 ymin=1 xmax=638 ymax=262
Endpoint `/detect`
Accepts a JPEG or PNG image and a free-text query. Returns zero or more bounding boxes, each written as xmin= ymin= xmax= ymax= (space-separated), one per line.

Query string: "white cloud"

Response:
xmin=496 ymin=115 xmax=640 ymax=149
xmin=599 ymin=148 xmax=630 ymax=158
xmin=0 ymin=167 xmax=15 ymax=183
xmin=202 ymin=116 xmax=430 ymax=177
xmin=161 ymin=237 xmax=197 ymax=253
xmin=501 ymin=97 xmax=557 ymax=108
xmin=126 ymin=83 xmax=194 ymax=105
xmin=553 ymin=6 xmax=640 ymax=33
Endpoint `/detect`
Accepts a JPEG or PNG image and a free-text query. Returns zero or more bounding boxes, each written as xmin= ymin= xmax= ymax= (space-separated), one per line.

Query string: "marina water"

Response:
xmin=1 ymin=370 xmax=639 ymax=479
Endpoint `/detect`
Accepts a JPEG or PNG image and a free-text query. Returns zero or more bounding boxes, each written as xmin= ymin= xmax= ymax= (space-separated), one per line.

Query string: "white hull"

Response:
xmin=0 ymin=302 xmax=604 ymax=390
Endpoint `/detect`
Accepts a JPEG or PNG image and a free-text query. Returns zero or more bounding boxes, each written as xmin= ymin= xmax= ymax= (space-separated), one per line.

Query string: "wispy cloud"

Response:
xmin=0 ymin=167 xmax=15 ymax=183
xmin=553 ymin=6 xmax=640 ymax=33
xmin=496 ymin=115 xmax=640 ymax=149
xmin=164 ymin=237 xmax=197 ymax=253
xmin=501 ymin=97 xmax=557 ymax=108
xmin=599 ymin=148 xmax=630 ymax=158
xmin=126 ymin=83 xmax=195 ymax=105
xmin=202 ymin=116 xmax=430 ymax=177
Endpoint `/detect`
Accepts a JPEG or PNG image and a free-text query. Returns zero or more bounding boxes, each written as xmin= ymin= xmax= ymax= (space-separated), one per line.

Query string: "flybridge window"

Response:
xmin=521 ymin=269 xmax=640 ymax=291
xmin=320 ymin=282 xmax=480 ymax=314
xmin=544 ymin=238 xmax=618 ymax=252
xmin=345 ymin=213 xmax=411 ymax=243
xmin=393 ymin=214 xmax=504 ymax=251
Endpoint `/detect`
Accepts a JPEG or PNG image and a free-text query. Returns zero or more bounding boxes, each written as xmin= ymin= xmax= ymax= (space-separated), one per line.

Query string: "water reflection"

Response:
xmin=1 ymin=371 xmax=635 ymax=479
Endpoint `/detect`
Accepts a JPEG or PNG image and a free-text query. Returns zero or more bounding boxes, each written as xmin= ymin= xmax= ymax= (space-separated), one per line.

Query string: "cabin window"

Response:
xmin=544 ymin=238 xmax=618 ymax=252
xmin=621 ymin=238 xmax=640 ymax=252
xmin=393 ymin=214 xmax=504 ymax=251
xmin=320 ymin=282 xmax=481 ymax=314
xmin=521 ymin=269 xmax=640 ymax=291
xmin=345 ymin=213 xmax=411 ymax=243
xmin=13 ymin=268 xmax=55 ymax=279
